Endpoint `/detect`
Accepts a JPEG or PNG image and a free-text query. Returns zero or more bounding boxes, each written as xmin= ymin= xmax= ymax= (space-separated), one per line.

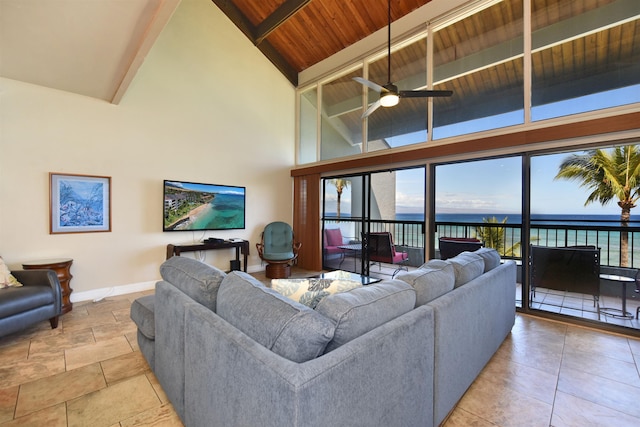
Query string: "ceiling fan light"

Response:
xmin=380 ymin=92 xmax=399 ymax=107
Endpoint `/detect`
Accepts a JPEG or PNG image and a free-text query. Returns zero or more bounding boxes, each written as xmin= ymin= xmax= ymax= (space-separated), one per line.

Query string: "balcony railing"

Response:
xmin=323 ymin=218 xmax=424 ymax=248
xmin=437 ymin=218 xmax=640 ymax=268
xmin=323 ymin=216 xmax=640 ymax=268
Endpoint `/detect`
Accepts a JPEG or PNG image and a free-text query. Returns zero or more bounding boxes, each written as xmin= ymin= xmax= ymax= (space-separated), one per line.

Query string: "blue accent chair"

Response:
xmin=256 ymin=221 xmax=302 ymax=278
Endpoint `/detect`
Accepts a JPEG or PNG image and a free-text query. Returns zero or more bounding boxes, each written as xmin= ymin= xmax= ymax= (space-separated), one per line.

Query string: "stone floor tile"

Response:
xmin=66 ymin=374 xmax=161 ymax=427
xmin=65 ymin=335 xmax=133 ymax=371
xmin=101 ymin=351 xmax=151 ymax=385
xmin=62 ymin=310 xmax=118 ymax=333
xmin=564 ymin=325 xmax=635 ymax=363
xmin=28 ymin=329 xmax=95 ymax=356
xmin=457 ymin=374 xmax=552 ymax=427
xmin=2 ymin=402 xmax=67 ymax=427
xmin=561 ymin=348 xmax=640 ymax=387
xmin=479 ymin=352 xmax=558 ymax=404
xmin=558 ymin=366 xmax=640 ymax=418
xmin=92 ymin=320 xmax=137 ymax=342
xmin=0 ymin=385 xmax=18 ymax=423
xmin=119 ymin=402 xmax=184 ymax=426
xmin=85 ymin=299 xmax=132 ymax=315
xmin=15 ymin=363 xmax=106 ymax=418
xmin=551 ymin=390 xmax=640 ymax=427
xmin=442 ymin=407 xmax=496 ymax=427
xmin=0 ymin=351 xmax=65 ymax=389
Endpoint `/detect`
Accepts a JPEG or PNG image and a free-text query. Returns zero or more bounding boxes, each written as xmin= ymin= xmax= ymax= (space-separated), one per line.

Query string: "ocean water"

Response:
xmin=432 ymin=213 xmax=640 ymax=266
xmin=189 ymin=193 xmax=245 ymax=230
xmin=397 ymin=212 xmax=640 ymax=226
xmin=326 ymin=212 xmax=640 ymax=266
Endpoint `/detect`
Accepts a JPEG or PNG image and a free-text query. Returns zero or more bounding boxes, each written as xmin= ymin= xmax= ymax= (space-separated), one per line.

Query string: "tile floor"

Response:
xmin=2 ymin=272 xmax=640 ymax=426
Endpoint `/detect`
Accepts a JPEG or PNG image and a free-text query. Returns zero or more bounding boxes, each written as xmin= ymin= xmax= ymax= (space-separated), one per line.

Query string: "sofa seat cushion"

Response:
xmin=159 ymin=256 xmax=225 ymax=311
xmin=217 ymin=271 xmax=335 ymax=363
xmin=447 ymin=252 xmax=485 ymax=287
xmin=396 ymin=262 xmax=455 ymax=306
xmin=0 ymin=286 xmax=54 ymax=318
xmin=271 ymin=277 xmax=362 ymax=308
xmin=315 ymin=280 xmax=416 ymax=353
xmin=131 ymin=294 xmax=155 ymax=340
xmin=474 ymin=247 xmax=501 ymax=272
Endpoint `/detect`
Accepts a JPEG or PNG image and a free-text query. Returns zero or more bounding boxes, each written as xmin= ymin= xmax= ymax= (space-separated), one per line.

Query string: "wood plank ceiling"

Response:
xmin=211 ymin=0 xmax=434 ymax=85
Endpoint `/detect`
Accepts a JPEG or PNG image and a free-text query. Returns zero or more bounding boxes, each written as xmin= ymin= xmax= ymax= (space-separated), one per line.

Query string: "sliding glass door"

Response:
xmin=322 ymin=167 xmax=426 ymax=278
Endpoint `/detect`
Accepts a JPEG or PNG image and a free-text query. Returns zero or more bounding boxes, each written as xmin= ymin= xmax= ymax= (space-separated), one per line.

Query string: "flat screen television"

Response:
xmin=163 ymin=180 xmax=246 ymax=232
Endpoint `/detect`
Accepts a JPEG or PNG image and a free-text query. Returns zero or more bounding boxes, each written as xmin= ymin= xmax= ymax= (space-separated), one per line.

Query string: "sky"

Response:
xmin=325 ymin=152 xmax=632 ymax=217
xmin=324 ymin=83 xmax=640 ymax=217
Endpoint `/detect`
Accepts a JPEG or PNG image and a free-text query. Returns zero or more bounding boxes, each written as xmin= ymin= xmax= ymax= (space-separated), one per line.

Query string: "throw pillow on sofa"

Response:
xmin=473 ymin=247 xmax=501 ymax=272
xmin=159 ymin=256 xmax=226 ymax=311
xmin=446 ymin=252 xmax=485 ymax=287
xmin=217 ymin=271 xmax=336 ymax=363
xmin=0 ymin=257 xmax=23 ymax=289
xmin=395 ymin=262 xmax=455 ymax=306
xmin=315 ymin=280 xmax=416 ymax=353
xmin=271 ymin=277 xmax=362 ymax=308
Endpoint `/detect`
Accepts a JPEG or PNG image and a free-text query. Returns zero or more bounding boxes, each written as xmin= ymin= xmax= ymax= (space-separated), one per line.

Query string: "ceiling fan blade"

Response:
xmin=353 ymin=77 xmax=384 ymax=93
xmin=399 ymin=90 xmax=453 ymax=98
xmin=361 ymin=99 xmax=382 ymax=119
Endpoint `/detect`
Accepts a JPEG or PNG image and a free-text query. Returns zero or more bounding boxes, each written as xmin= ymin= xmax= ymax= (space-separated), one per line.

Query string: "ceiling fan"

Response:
xmin=354 ymin=0 xmax=453 ymax=118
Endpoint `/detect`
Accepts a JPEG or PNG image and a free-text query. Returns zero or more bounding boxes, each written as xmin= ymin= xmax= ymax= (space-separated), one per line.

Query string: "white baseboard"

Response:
xmin=71 ymin=280 xmax=157 ymax=303
xmin=70 ymin=265 xmax=266 ymax=303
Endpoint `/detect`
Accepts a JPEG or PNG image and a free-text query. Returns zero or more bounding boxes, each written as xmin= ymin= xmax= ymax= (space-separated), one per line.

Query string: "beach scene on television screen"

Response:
xmin=164 ymin=181 xmax=245 ymax=231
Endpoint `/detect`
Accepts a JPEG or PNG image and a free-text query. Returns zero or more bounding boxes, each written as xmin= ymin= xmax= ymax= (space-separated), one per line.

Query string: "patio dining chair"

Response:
xmin=438 ymin=237 xmax=483 ymax=260
xmin=366 ymin=232 xmax=409 ymax=278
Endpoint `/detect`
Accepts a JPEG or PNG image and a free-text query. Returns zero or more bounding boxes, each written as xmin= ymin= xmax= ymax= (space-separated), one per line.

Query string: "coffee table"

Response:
xmin=316 ymin=270 xmax=381 ymax=285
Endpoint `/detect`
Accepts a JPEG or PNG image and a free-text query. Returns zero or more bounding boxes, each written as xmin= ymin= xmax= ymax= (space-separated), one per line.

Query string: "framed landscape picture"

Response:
xmin=50 ymin=173 xmax=111 ymax=234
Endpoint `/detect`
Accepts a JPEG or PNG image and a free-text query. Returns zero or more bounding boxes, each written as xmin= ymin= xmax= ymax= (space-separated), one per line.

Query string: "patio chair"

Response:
xmin=366 ymin=232 xmax=409 ymax=278
xmin=438 ymin=237 xmax=483 ymax=260
xmin=529 ymin=245 xmax=601 ymax=318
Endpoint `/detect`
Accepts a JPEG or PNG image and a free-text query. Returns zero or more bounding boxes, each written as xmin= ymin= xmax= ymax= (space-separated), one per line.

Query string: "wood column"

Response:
xmin=293 ymin=173 xmax=322 ymax=271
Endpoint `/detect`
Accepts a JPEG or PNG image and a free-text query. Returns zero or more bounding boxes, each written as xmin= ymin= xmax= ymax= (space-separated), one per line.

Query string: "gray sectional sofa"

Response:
xmin=132 ymin=248 xmax=516 ymax=427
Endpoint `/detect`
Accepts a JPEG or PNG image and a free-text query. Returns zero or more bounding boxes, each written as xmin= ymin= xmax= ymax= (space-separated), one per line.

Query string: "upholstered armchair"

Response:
xmin=256 ymin=221 xmax=302 ymax=279
xmin=0 ymin=268 xmax=62 ymax=338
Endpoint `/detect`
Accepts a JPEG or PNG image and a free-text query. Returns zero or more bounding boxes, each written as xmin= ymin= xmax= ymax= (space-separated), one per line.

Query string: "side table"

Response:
xmin=23 ymin=258 xmax=73 ymax=314
xmin=599 ymin=273 xmax=635 ymax=319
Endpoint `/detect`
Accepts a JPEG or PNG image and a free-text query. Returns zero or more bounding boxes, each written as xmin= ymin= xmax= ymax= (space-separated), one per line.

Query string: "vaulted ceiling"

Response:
xmin=212 ymin=0 xmax=434 ymax=84
xmin=1 ymin=0 xmax=637 ymax=112
xmin=0 ymin=0 xmax=432 ymax=103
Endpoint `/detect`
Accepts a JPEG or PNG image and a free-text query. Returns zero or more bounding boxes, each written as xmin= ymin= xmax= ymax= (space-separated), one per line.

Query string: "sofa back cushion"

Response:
xmin=474 ymin=247 xmax=501 ymax=272
xmin=217 ymin=271 xmax=335 ymax=363
xmin=396 ymin=262 xmax=455 ymax=306
xmin=159 ymin=256 xmax=226 ymax=312
xmin=446 ymin=252 xmax=485 ymax=287
xmin=315 ymin=280 xmax=416 ymax=353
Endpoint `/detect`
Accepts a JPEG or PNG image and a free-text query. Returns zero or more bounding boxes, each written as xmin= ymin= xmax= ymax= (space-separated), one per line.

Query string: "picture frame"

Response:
xmin=50 ymin=173 xmax=111 ymax=234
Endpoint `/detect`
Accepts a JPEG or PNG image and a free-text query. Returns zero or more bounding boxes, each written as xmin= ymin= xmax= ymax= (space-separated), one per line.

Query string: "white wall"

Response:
xmin=0 ymin=0 xmax=295 ymax=301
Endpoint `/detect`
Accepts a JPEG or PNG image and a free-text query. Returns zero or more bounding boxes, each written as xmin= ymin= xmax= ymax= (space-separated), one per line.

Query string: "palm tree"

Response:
xmin=328 ymin=179 xmax=350 ymax=219
xmin=476 ymin=216 xmax=521 ymax=257
xmin=555 ymin=145 xmax=640 ymax=267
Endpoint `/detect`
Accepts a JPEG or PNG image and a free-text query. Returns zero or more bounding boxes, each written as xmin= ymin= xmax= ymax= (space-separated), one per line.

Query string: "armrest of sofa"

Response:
xmin=428 ymin=260 xmax=516 ymax=426
xmin=11 ymin=269 xmax=62 ymax=310
xmin=183 ymin=302 xmax=435 ymax=427
xmin=154 ymin=280 xmax=199 ymax=423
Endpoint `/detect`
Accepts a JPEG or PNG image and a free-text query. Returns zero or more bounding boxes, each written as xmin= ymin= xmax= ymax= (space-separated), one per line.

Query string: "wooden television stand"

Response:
xmin=166 ymin=240 xmax=249 ymax=272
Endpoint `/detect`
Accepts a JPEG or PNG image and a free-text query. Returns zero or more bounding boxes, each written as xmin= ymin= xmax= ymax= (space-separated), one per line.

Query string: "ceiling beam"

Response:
xmin=210 ymin=0 xmax=255 ymax=41
xmin=255 ymin=0 xmax=312 ymax=45
xmin=211 ymin=0 xmax=306 ymax=85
